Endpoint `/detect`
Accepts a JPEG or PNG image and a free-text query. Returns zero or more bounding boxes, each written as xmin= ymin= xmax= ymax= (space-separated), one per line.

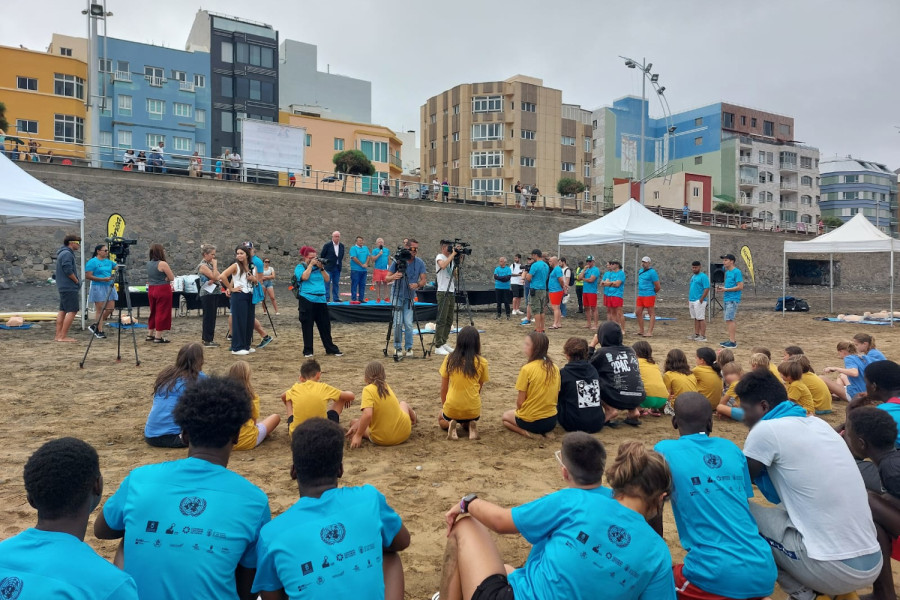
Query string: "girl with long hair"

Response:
xmin=85 ymin=243 xmax=117 ymax=339
xmin=439 ymin=326 xmax=489 ymax=440
xmin=824 ymin=340 xmax=867 ymax=401
xmin=663 ymin=348 xmax=698 ymax=404
xmin=349 ymin=361 xmax=416 ymax=448
xmin=218 ymin=245 xmax=257 ymax=355
xmin=227 ymin=361 xmax=280 ymax=450
xmin=693 ymin=347 xmax=723 ymax=408
xmin=144 ymin=343 xmax=206 ymax=447
xmin=146 ymin=243 xmax=175 ymax=343
xmin=502 ymin=331 xmax=560 ymax=438
xmin=633 ymin=340 xmax=668 ymax=415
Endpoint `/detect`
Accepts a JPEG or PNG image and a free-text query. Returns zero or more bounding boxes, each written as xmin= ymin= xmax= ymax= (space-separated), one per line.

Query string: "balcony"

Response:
xmin=780 ymin=180 xmax=798 ymax=191
xmin=780 ymin=199 xmax=799 ymax=208
xmin=739 ymin=177 xmax=757 ymax=187
xmin=147 ymin=76 xmax=166 ymax=87
xmin=779 ymin=160 xmax=797 ymax=171
xmin=389 ymin=154 xmax=402 ymax=171
xmin=739 ymin=155 xmax=753 ymax=164
xmin=179 ymin=81 xmax=195 ymax=93
xmin=113 ymin=70 xmax=131 ymax=82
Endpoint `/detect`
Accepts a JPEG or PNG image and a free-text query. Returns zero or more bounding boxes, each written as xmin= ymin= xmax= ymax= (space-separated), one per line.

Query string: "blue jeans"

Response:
xmin=326 ymin=268 xmax=341 ymax=302
xmin=393 ymin=301 xmax=414 ymax=350
xmin=350 ymin=270 xmax=367 ymax=302
xmin=724 ymin=300 xmax=739 ymax=321
xmin=561 ymin=297 xmax=568 ymax=317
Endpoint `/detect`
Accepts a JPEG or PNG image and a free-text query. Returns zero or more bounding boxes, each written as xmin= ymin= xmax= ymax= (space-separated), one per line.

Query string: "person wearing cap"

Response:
xmin=717 ymin=254 xmax=743 ymax=349
xmin=54 ymin=233 xmax=82 ymax=342
xmin=601 ymin=260 xmax=626 ymax=333
xmin=688 ymin=260 xmax=710 ymax=342
xmin=581 ymin=256 xmax=601 ymax=331
xmin=636 ymin=256 xmax=660 ymax=337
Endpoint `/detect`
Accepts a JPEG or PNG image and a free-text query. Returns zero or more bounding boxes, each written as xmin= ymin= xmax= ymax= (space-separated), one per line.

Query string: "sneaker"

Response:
xmin=328 ymin=352 xmax=344 ymax=357
xmin=274 ymin=312 xmax=280 ymax=316
xmin=507 ymin=315 xmax=511 ymax=320
xmin=720 ymin=340 xmax=737 ymax=348
xmin=257 ymin=335 xmax=273 ymax=349
xmin=226 ymin=333 xmax=232 ymax=340
xmin=88 ymin=323 xmax=100 ymax=338
xmin=687 ymin=334 xmax=698 ymax=341
xmin=303 ymin=352 xmax=314 ymax=358
xmin=97 ymin=331 xmax=107 ymax=339
xmin=248 ymin=347 xmax=256 ymax=353
xmin=663 ymin=400 xmax=675 ymax=416
xmin=405 ymin=349 xmax=415 ymax=357
xmin=203 ymin=341 xmax=220 ymax=348
xmin=495 ymin=315 xmax=501 ymax=320
xmin=434 ymin=346 xmax=450 ymax=355
xmin=695 ymin=336 xmax=707 ymax=342
xmin=232 ymin=349 xmax=250 ymax=356
xmin=441 ymin=344 xmax=454 ymax=353
xmin=520 ymin=318 xmax=531 ymax=325
xmin=393 ymin=349 xmax=403 ymax=361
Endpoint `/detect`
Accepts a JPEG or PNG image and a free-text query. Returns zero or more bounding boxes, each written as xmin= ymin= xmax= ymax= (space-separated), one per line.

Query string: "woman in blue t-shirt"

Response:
xmin=85 ymin=243 xmax=118 ymax=339
xmin=295 ymin=246 xmax=342 ymax=358
xmin=824 ymin=340 xmax=869 ymax=401
xmin=145 ymin=343 xmax=206 ymax=448
xmin=854 ymin=333 xmax=887 ymax=365
xmin=439 ymin=435 xmax=675 ymax=600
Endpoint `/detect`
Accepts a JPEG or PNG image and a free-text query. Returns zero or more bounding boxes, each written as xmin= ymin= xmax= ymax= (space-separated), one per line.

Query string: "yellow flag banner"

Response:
xmin=106 ymin=213 xmax=126 ymax=262
xmin=740 ymin=245 xmax=755 ymax=285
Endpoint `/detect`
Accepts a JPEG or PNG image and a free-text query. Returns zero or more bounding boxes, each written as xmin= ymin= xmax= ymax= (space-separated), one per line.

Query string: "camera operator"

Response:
xmin=294 ymin=246 xmax=342 ymax=358
xmin=386 ymin=240 xmax=427 ymax=361
xmin=434 ymin=241 xmax=461 ymax=355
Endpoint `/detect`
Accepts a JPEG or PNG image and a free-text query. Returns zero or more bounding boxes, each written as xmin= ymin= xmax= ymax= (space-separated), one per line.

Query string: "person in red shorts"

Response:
xmin=601 ymin=260 xmax=626 ymax=332
xmin=581 ymin=256 xmax=601 ymax=331
xmin=636 ymin=256 xmax=660 ymax=337
xmin=547 ymin=256 xmax=567 ymax=329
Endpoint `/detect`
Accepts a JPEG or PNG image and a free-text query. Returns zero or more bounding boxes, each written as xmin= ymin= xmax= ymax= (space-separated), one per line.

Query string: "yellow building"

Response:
xmin=0 ymin=44 xmax=88 ymax=161
xmin=278 ymin=110 xmax=401 ymax=191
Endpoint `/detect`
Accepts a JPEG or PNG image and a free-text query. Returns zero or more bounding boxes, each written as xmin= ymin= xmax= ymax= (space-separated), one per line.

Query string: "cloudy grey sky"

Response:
xmin=4 ymin=0 xmax=899 ymax=169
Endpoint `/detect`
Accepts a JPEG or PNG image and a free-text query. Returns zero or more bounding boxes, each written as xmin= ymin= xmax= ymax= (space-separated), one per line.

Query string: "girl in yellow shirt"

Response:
xmin=693 ymin=347 xmax=723 ymax=408
xmin=228 ymin=361 xmax=281 ymax=450
xmin=502 ymin=331 xmax=560 ymax=438
xmin=716 ymin=362 xmax=744 ymax=421
xmin=778 ymin=359 xmax=815 ymax=415
xmin=349 ymin=361 xmax=417 ymax=447
xmin=632 ymin=340 xmax=667 ymax=413
xmin=663 ymin=349 xmax=698 ymax=403
xmin=438 ymin=326 xmax=489 ymax=440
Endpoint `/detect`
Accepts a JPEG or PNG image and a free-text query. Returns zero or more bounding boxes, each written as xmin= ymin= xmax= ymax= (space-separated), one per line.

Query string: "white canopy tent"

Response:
xmin=0 ymin=153 xmax=86 ymax=326
xmin=558 ymin=199 xmax=711 ymax=301
xmin=783 ymin=213 xmax=900 ymax=321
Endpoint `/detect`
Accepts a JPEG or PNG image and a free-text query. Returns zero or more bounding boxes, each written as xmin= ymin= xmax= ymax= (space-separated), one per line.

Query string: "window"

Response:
xmin=800 ymin=156 xmax=812 ymax=169
xmin=452 ymin=159 xmax=459 ymax=169
xmin=430 ymin=113 xmax=436 ymax=124
xmin=471 ymin=178 xmax=503 ymax=196
xmin=196 ymin=142 xmax=206 ymax=157
xmin=758 ymin=151 xmax=766 ymax=164
xmin=844 ymin=175 xmax=859 ymax=184
xmin=561 ymin=162 xmax=575 ymax=172
xmin=233 ymin=42 xmax=247 ymax=63
xmin=54 ymin=114 xmax=83 ymax=143
xmin=250 ymin=79 xmax=261 ymax=101
xmin=360 ymin=140 xmax=388 ymax=162
xmin=146 ymin=134 xmax=165 ymax=149
xmin=521 ymin=102 xmax=536 ymax=112
xmin=334 ymin=138 xmax=344 ymax=151
xmin=144 ymin=66 xmax=164 ymax=82
xmin=521 ymin=157 xmax=535 ymax=167
xmin=692 ymin=186 xmax=701 ymax=197
xmin=653 ymin=191 xmax=660 ymax=200
xmin=17 ymin=76 xmax=38 ymax=91
xmin=472 ymin=123 xmax=503 ymax=141
xmin=801 ymin=214 xmax=813 ymax=224
xmin=452 ymin=132 xmax=459 ymax=142
xmin=759 ymin=171 xmax=773 ymax=184
xmin=473 ymin=95 xmax=502 ymax=113
xmin=801 ymin=195 xmax=812 ymax=205
xmin=250 ymin=45 xmax=261 ymax=66
xmin=305 ymin=134 xmax=312 ymax=147
xmin=801 ymin=175 xmax=813 ymax=187
xmin=99 ymin=131 xmax=112 ymax=149
xmin=471 ymin=151 xmax=503 ymax=169
xmin=235 ymin=77 xmax=249 ymax=98
xmin=173 ymin=137 xmax=192 ymax=151
xmin=696 ymin=116 xmax=705 ymax=126
xmin=195 ymin=109 xmax=206 ymax=127
xmin=146 ymin=99 xmax=164 ymax=119
xmin=740 ymin=115 xmax=747 ymax=126
xmin=193 ymin=74 xmax=206 ymax=88
xmin=221 ymin=41 xmax=233 ymax=63
xmin=751 ymin=117 xmax=757 ymax=128
xmin=221 ymin=75 xmax=233 ymax=98
xmin=780 ymin=210 xmax=797 ymax=223
xmin=584 ymin=164 xmax=591 ymax=177
xmin=842 ymin=192 xmax=858 ymax=200
xmin=116 ymin=60 xmax=130 ymax=74
xmin=763 ymin=120 xmax=774 ymax=136
xmin=584 ymin=138 xmax=591 ymax=152
xmin=117 ymin=95 xmax=132 ymax=116
xmin=694 ymin=156 xmax=703 ymax=165
xmin=261 ymin=81 xmax=274 ymax=103
xmin=430 ymin=166 xmax=437 ymax=175
xmin=429 ymin=140 xmax=436 ymax=150
xmin=561 ymin=136 xmax=576 ymax=146
xmin=59 ymin=47 xmax=72 ymax=57
xmin=117 ymin=130 xmax=132 ymax=148
xmin=236 ymin=112 xmax=246 ymax=133
xmin=54 ymin=73 xmax=84 ymax=99
xmin=261 ymin=46 xmax=274 ymax=68
xmin=16 ymin=119 xmax=37 ymax=134
xmin=722 ymin=113 xmax=734 ymax=128
xmin=779 ymin=124 xmax=791 ymax=136
xmin=173 ymin=103 xmax=192 ymax=118
xmin=171 ymin=70 xmax=187 ymax=82
xmin=220 ymin=112 xmax=233 ymax=133
xmin=521 ymin=129 xmax=536 ymax=140
xmin=694 ymin=136 xmax=703 ymax=146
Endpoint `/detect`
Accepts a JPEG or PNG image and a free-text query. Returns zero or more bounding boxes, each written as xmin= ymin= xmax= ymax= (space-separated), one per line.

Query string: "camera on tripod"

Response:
xmin=106 ymin=236 xmax=137 ymax=264
xmin=394 ymin=246 xmax=413 ymax=272
xmin=442 ymin=239 xmax=472 ymax=261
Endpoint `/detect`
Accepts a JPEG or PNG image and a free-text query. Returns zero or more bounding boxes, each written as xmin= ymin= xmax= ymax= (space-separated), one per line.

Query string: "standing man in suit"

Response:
xmin=321 ymin=231 xmax=345 ymax=302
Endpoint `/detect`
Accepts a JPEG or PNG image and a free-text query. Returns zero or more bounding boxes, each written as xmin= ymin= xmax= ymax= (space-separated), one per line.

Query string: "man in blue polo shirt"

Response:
xmin=349 ymin=236 xmax=371 ymax=303
xmin=524 ymin=249 xmax=549 ymax=333
xmin=655 ymin=392 xmax=776 ymax=600
xmin=636 ymin=256 xmax=660 ymax=338
xmin=717 ymin=253 xmax=743 ymax=348
xmin=493 ymin=256 xmax=512 ymax=320
xmin=386 ymin=239 xmax=427 ymax=361
xmin=581 ymin=256 xmax=601 ymax=331
xmin=688 ymin=261 xmax=710 ymax=342
xmin=95 ymin=377 xmax=271 ymax=600
xmin=370 ymin=237 xmax=391 ymax=303
xmin=601 ymin=260 xmax=626 ymax=333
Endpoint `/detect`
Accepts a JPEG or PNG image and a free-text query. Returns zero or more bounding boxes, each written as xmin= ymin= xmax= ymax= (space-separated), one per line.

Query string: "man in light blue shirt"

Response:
xmin=386 ymin=240 xmax=427 ymax=360
xmin=525 ymin=250 xmax=550 ymax=333
xmin=493 ymin=256 xmax=512 ymax=320
xmin=717 ymin=253 xmax=744 ymax=348
xmin=688 ymin=260 xmax=710 ymax=342
xmin=581 ymin=256 xmax=601 ymax=331
xmin=370 ymin=237 xmax=391 ymax=302
xmin=349 ymin=236 xmax=371 ymax=303
xmin=636 ymin=256 xmax=660 ymax=337
xmin=601 ymin=260 xmax=626 ymax=333
xmin=95 ymin=377 xmax=271 ymax=600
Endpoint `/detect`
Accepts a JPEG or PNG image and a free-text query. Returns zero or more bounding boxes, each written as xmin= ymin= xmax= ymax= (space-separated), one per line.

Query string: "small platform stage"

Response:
xmin=328 ymin=300 xmax=438 ymax=323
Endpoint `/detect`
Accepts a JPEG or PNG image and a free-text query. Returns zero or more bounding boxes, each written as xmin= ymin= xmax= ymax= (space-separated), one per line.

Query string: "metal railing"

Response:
xmin=113 ymin=70 xmax=131 ymax=82
xmin=178 ymin=81 xmax=195 ymax=92
xmin=779 ymin=180 xmax=798 ymax=190
xmin=739 ymin=176 xmax=756 ymax=185
xmin=739 ymin=155 xmax=753 ymax=163
xmin=779 ymin=160 xmax=797 ymax=171
xmin=389 ymin=154 xmax=402 ymax=169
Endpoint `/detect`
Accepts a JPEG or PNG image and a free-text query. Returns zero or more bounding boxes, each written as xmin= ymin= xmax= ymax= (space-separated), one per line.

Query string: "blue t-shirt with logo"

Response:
xmin=101 ymin=457 xmax=271 ymax=600
xmin=723 ymin=268 xmax=743 ymax=303
xmin=637 ymin=268 xmax=659 ymax=297
xmin=388 ymin=257 xmax=427 ymax=304
xmin=86 ymin=257 xmax=116 ymax=281
xmin=509 ymin=488 xmax=674 ymax=600
xmin=582 ymin=266 xmax=601 ymax=295
xmin=528 ymin=260 xmax=550 ymax=291
xmin=548 ymin=266 xmax=565 ymax=293
xmin=689 ymin=272 xmax=710 ymax=302
xmin=655 ymin=434 xmax=776 ymax=598
xmin=603 ymin=270 xmax=626 ymax=298
xmin=349 ymin=245 xmax=370 ymax=272
xmin=145 ymin=373 xmax=208 ymax=438
xmin=494 ymin=265 xmax=512 ymax=290
xmin=878 ymin=401 xmax=900 ymax=448
xmin=371 ymin=247 xmax=389 ymax=270
xmin=252 ymin=485 xmax=403 ymax=599
xmin=295 ymin=263 xmax=327 ymax=303
xmin=0 ymin=529 xmax=139 ymax=600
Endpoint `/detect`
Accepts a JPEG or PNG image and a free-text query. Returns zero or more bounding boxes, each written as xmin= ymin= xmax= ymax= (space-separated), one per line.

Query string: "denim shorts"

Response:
xmin=723 ymin=301 xmax=739 ymax=321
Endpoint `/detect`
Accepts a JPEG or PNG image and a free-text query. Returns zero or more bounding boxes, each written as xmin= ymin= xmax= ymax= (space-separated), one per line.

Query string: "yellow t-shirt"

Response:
xmin=285 ymin=380 xmax=342 ymax=435
xmin=360 ymin=383 xmax=411 ymax=446
xmin=724 ymin=381 xmax=740 ymax=406
xmin=440 ymin=355 xmax=489 ymax=421
xmin=768 ymin=363 xmax=782 ymax=383
xmin=802 ymin=371 xmax=832 ymax=413
xmin=787 ymin=380 xmax=814 ymax=414
xmin=638 ymin=358 xmax=668 ymax=399
xmin=515 ymin=359 xmax=561 ymax=422
xmin=235 ymin=394 xmax=261 ymax=451
xmin=693 ymin=365 xmax=723 ymax=408
xmin=664 ymin=371 xmax=698 ymax=400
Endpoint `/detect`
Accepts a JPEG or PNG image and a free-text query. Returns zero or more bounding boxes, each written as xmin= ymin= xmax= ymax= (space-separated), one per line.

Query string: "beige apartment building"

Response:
xmin=420 ymin=75 xmax=591 ymax=204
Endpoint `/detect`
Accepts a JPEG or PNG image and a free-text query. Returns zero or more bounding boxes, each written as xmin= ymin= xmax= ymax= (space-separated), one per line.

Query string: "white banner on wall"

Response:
xmin=240 ymin=119 xmax=306 ymax=173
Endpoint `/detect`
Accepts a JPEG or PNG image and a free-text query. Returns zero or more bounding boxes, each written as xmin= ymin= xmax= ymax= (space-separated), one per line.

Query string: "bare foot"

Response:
xmin=55 ymin=337 xmax=77 ymax=343
xmin=409 ymin=407 xmax=418 ymax=426
xmin=468 ymin=422 xmax=479 ymax=440
xmin=447 ymin=420 xmax=458 ymax=440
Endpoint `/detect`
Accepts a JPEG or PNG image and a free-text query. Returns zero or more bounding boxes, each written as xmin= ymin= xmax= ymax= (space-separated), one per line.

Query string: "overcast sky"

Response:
xmin=4 ymin=0 xmax=899 ymax=169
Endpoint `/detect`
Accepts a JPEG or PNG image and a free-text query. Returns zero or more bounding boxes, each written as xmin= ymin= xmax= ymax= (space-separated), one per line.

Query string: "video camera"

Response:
xmin=106 ymin=236 xmax=137 ymax=264
xmin=441 ymin=239 xmax=472 ymax=257
xmin=394 ymin=246 xmax=413 ymax=272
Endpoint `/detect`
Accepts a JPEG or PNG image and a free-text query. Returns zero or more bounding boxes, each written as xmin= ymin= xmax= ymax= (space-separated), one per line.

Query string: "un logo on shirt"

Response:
xmin=0 ymin=576 xmax=24 ymax=600
xmin=607 ymin=525 xmax=632 ymax=548
xmin=179 ymin=496 xmax=208 ymax=517
xmin=320 ymin=523 xmax=347 ymax=545
xmin=703 ymin=454 xmax=723 ymax=469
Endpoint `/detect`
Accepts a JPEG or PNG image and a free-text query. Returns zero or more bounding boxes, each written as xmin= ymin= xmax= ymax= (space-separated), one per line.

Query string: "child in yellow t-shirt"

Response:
xmin=778 ymin=359 xmax=814 ymax=415
xmin=716 ymin=362 xmax=744 ymax=421
xmin=663 ymin=349 xmax=698 ymax=403
xmin=281 ymin=359 xmax=355 ymax=436
xmin=693 ymin=347 xmax=723 ymax=408
xmin=502 ymin=332 xmax=560 ymax=439
xmin=632 ymin=340 xmax=667 ymax=413
xmin=438 ymin=326 xmax=489 ymax=441
xmin=228 ymin=361 xmax=281 ymax=450
xmin=793 ymin=354 xmax=833 ymax=415
xmin=349 ymin=361 xmax=416 ymax=448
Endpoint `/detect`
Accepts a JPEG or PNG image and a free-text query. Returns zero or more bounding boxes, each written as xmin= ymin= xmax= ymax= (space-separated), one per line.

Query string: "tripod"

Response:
xmin=450 ymin=256 xmax=475 ymax=334
xmin=709 ymin=279 xmax=725 ymax=319
xmin=80 ymin=263 xmax=140 ymax=367
xmin=382 ymin=268 xmax=429 ymax=361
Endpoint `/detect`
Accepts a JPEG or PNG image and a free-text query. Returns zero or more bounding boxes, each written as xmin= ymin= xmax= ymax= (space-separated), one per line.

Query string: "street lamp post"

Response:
xmin=620 ymin=56 xmax=669 ymax=205
xmin=83 ymin=0 xmax=113 ymax=168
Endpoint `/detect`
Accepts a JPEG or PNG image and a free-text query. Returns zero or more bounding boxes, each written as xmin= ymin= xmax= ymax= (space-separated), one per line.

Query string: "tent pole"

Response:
xmin=782 ymin=249 xmax=786 ymax=318
xmin=707 ymin=245 xmax=711 ymax=322
xmin=829 ymin=253 xmax=834 ymax=314
xmin=80 ymin=219 xmax=86 ymax=330
xmin=634 ymin=246 xmax=639 ymax=301
xmin=891 ymin=251 xmax=894 ymax=328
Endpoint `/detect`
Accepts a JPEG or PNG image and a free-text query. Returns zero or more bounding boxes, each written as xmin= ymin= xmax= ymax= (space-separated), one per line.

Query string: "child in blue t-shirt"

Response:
xmin=253 ymin=418 xmax=410 ymax=599
xmin=824 ymin=340 xmax=869 ymax=401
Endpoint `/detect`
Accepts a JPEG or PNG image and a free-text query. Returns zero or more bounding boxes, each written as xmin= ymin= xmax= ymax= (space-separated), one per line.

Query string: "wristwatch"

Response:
xmin=460 ymin=494 xmax=478 ymax=513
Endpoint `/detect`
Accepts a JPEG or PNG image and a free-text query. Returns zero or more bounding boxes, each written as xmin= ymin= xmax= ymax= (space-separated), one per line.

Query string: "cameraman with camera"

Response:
xmin=387 ymin=240 xmax=427 ymax=360
xmin=434 ymin=240 xmax=464 ymax=355
xmin=294 ymin=246 xmax=342 ymax=358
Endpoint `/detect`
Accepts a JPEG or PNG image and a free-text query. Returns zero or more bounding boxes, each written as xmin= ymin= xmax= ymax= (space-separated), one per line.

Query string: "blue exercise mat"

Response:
xmin=823 ymin=318 xmax=892 ymax=326
xmin=0 ymin=323 xmax=33 ymax=330
xmin=413 ymin=327 xmax=486 ymax=335
xmin=106 ymin=322 xmax=149 ymax=329
xmin=624 ymin=313 xmax=676 ymax=321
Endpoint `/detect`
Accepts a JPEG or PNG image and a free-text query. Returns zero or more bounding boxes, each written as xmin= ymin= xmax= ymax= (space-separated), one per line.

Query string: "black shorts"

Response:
xmin=145 ymin=434 xmax=187 ymax=448
xmin=59 ymin=290 xmax=79 ymax=313
xmin=515 ymin=415 xmax=557 ymax=435
xmin=510 ymin=284 xmax=523 ymax=298
xmin=442 ymin=413 xmax=480 ymax=425
xmin=472 ymin=574 xmax=515 ymax=600
xmin=327 ymin=410 xmax=340 ymax=423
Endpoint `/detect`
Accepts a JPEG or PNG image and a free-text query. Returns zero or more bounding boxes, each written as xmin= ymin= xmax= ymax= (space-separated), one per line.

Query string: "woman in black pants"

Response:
xmin=296 ymin=246 xmax=342 ymax=358
xmin=219 ymin=246 xmax=257 ymax=356
xmin=197 ymin=244 xmax=222 ymax=347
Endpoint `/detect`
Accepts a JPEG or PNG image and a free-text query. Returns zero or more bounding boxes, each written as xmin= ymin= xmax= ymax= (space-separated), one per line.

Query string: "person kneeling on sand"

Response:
xmin=502 ymin=332 xmax=560 ymax=438
xmin=348 ymin=361 xmax=416 ymax=448
xmin=588 ymin=321 xmax=645 ymax=427
xmin=439 ymin=326 xmax=489 ymax=440
xmin=557 ymin=337 xmax=605 ymax=433
xmin=438 ymin=434 xmax=676 ymax=600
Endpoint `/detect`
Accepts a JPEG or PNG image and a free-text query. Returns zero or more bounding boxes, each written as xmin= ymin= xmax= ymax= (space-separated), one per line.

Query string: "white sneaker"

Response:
xmin=687 ymin=334 xmax=698 ymax=340
xmin=404 ymin=349 xmax=415 ymax=357
xmin=231 ymin=349 xmax=250 ymax=356
xmin=441 ymin=344 xmax=454 ymax=353
xmin=696 ymin=336 xmax=708 ymax=342
xmin=434 ymin=346 xmax=450 ymax=355
xmin=393 ymin=349 xmax=403 ymax=361
xmin=248 ymin=347 xmax=256 ymax=353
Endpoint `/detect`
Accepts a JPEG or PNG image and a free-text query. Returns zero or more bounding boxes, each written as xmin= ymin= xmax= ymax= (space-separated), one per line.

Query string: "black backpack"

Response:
xmin=567 ymin=268 xmax=575 ymax=286
xmin=290 ymin=273 xmax=301 ymax=299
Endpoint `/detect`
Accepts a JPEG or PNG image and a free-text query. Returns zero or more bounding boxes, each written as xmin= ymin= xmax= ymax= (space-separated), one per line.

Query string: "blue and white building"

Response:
xmin=819 ymin=157 xmax=897 ymax=234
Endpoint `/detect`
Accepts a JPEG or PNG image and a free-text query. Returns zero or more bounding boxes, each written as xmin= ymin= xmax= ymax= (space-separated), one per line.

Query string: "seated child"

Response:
xmin=752 ymin=346 xmax=783 ymax=382
xmin=438 ymin=326 xmax=489 ymax=440
xmin=349 ymin=361 xmax=416 ymax=447
xmin=824 ymin=340 xmax=865 ymax=401
xmin=749 ymin=352 xmax=770 ymax=372
xmin=716 ymin=347 xmax=735 ymax=371
xmin=633 ymin=340 xmax=668 ymax=416
xmin=663 ymin=349 xmax=698 ymax=404
xmin=783 ymin=345 xmax=804 ymax=363
xmin=778 ymin=359 xmax=814 ymax=415
xmin=792 ymin=354 xmax=833 ymax=415
xmin=716 ymin=362 xmax=744 ymax=421
xmin=145 ymin=342 xmax=206 ymax=448
xmin=503 ymin=332 xmax=561 ymax=438
xmin=229 ymin=361 xmax=280 ymax=450
xmin=692 ymin=347 xmax=723 ymax=408
xmin=558 ymin=337 xmax=604 ymax=433
xmin=281 ymin=359 xmax=355 ymax=436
